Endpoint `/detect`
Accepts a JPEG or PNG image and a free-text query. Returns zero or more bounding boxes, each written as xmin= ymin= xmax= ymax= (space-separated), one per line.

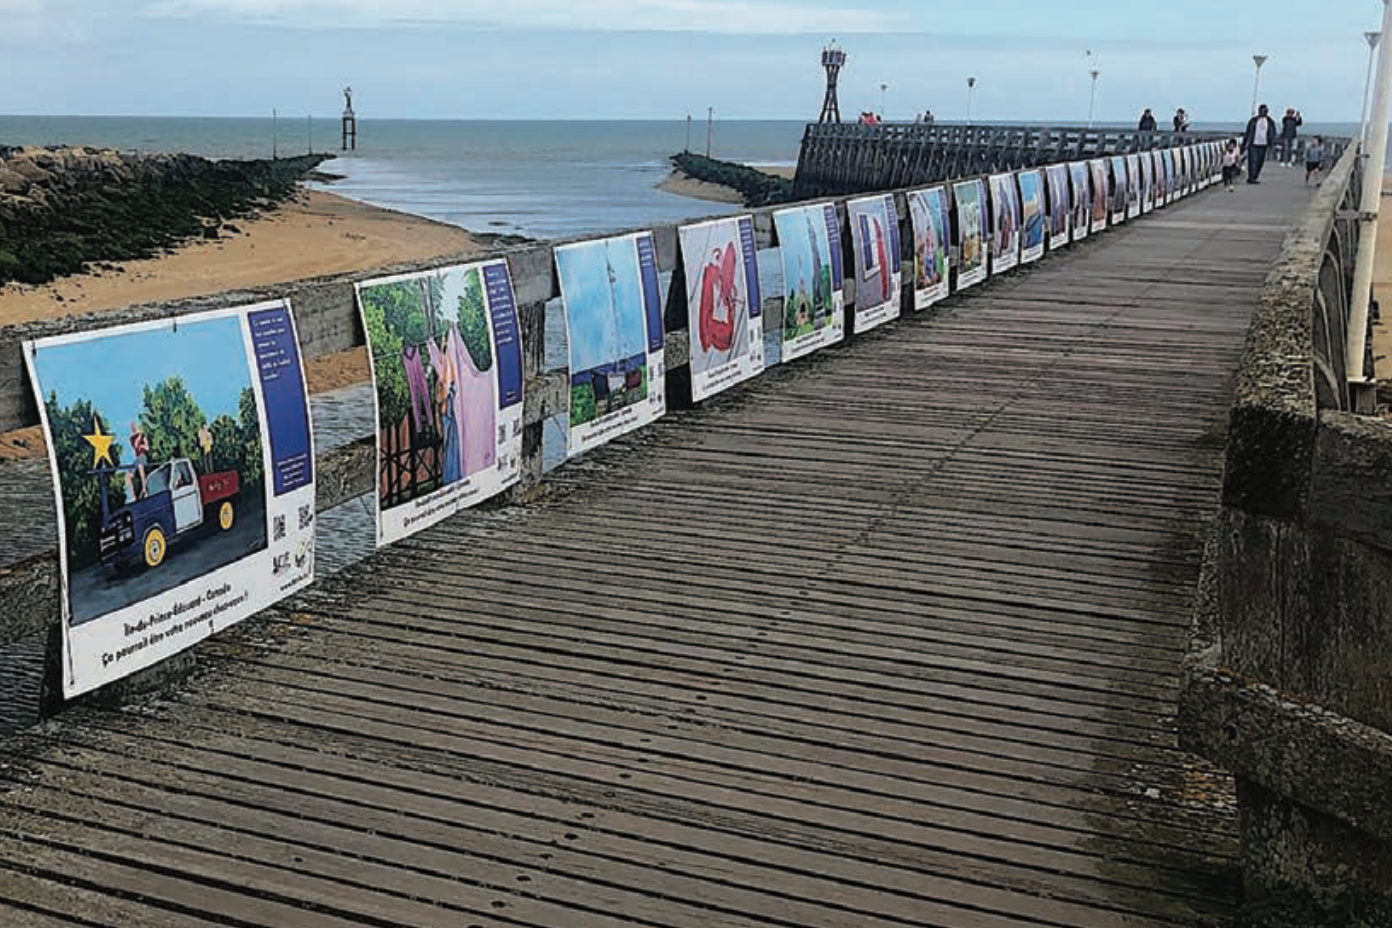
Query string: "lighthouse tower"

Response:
xmin=818 ymin=41 xmax=847 ymax=124
xmin=341 ymin=86 xmax=357 ymax=151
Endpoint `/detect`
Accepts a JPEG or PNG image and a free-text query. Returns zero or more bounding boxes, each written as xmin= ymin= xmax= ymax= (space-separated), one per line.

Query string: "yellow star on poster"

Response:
xmin=82 ymin=416 xmax=115 ymax=468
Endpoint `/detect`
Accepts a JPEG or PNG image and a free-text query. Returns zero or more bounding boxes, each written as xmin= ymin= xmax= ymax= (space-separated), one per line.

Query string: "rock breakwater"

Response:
xmin=669 ymin=152 xmax=794 ymax=208
xmin=0 ymin=147 xmax=333 ymax=285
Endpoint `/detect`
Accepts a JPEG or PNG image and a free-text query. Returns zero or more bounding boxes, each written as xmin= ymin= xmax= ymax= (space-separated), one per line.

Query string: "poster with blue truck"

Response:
xmin=25 ymin=300 xmax=316 ymax=697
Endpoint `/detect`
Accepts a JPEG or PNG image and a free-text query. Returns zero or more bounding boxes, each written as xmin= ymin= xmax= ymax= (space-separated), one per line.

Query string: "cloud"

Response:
xmin=139 ymin=0 xmax=904 ymax=33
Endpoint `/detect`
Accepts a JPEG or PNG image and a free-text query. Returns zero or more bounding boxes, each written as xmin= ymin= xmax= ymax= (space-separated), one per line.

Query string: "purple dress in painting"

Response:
xmin=447 ymin=323 xmax=497 ymax=477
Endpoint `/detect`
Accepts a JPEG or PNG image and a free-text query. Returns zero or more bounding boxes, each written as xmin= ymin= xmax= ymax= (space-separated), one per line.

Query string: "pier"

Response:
xmin=0 ymin=135 xmax=1389 ymax=925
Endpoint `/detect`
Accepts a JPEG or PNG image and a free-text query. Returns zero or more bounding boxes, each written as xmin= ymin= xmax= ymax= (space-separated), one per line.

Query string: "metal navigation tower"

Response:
xmin=341 ymin=86 xmax=357 ymax=151
xmin=819 ymin=40 xmax=846 ymax=124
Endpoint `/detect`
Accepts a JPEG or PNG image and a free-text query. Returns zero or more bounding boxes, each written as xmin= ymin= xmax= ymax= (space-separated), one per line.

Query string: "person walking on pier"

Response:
xmin=1242 ymin=104 xmax=1279 ymax=183
xmin=1138 ymin=108 xmax=1157 ymax=132
xmin=1279 ymin=108 xmax=1303 ymax=165
xmin=1221 ymin=139 xmax=1242 ymax=191
xmin=1304 ymin=136 xmax=1325 ymax=186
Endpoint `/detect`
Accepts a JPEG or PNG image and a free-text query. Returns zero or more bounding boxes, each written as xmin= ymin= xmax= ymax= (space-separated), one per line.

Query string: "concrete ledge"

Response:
xmin=1179 ymin=665 xmax=1392 ymax=846
xmin=1221 ymin=145 xmax=1357 ymax=519
xmin=1311 ymin=410 xmax=1392 ymax=552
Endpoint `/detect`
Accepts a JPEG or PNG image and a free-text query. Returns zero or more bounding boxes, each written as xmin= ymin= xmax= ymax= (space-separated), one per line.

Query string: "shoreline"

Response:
xmin=656 ymin=162 xmax=796 ymax=205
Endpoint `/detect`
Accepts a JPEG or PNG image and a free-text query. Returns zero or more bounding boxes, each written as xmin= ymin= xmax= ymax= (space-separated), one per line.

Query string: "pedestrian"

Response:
xmin=1221 ymin=139 xmax=1242 ymax=191
xmin=1138 ymin=108 xmax=1157 ymax=131
xmin=1242 ymin=104 xmax=1279 ymax=183
xmin=1280 ymin=108 xmax=1303 ymax=164
xmin=1304 ymin=136 xmax=1324 ymax=186
xmin=127 ymin=420 xmax=149 ymax=500
xmin=198 ymin=422 xmax=214 ymax=473
xmin=1173 ymin=108 xmax=1191 ymax=132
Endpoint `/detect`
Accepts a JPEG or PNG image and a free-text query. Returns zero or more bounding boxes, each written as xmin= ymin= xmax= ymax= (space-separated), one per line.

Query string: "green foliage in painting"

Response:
xmin=456 ymin=267 xmax=493 ymax=373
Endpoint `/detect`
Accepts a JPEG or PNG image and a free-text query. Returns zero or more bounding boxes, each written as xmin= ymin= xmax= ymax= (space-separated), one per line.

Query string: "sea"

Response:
xmin=0 ymin=116 xmax=807 ymax=241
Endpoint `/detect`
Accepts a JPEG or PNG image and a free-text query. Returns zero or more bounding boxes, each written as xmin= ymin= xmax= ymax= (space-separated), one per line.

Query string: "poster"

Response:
xmin=25 ymin=300 xmax=316 ymax=697
xmin=1156 ymin=150 xmax=1171 ymax=205
xmin=1069 ymin=161 xmax=1092 ymax=241
xmin=1045 ymin=164 xmax=1071 ymax=251
xmin=356 ymin=260 xmax=525 ymax=546
xmin=846 ymin=193 xmax=903 ymax=333
xmin=1163 ymin=149 xmax=1177 ymax=204
xmin=1088 ymin=159 xmax=1110 ymax=233
xmin=1108 ymin=156 xmax=1129 ymax=224
xmin=952 ymin=178 xmax=988 ymax=289
xmin=678 ymin=215 xmax=764 ymax=402
xmin=1017 ymin=169 xmax=1046 ymax=264
xmin=906 ymin=185 xmax=951 ymax=309
xmin=1125 ymin=154 xmax=1142 ymax=219
xmin=773 ymin=202 xmax=845 ymax=363
xmin=1140 ymin=151 xmax=1156 ymax=213
xmin=988 ymin=172 xmax=1021 ymax=274
xmin=1176 ymin=147 xmax=1189 ymax=196
xmin=556 ymin=231 xmax=666 ymax=457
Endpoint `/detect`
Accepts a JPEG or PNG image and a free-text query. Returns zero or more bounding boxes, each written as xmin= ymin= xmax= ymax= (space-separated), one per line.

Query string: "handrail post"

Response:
xmin=1346 ymin=0 xmax=1392 ymax=390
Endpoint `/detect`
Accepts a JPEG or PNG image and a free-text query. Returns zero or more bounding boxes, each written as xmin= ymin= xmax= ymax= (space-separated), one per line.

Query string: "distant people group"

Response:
xmin=1132 ymin=102 xmax=1319 ymax=189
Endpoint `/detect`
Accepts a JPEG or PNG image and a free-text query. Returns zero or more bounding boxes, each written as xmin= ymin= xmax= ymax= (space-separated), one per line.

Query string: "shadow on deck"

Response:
xmin=0 ymin=168 xmax=1318 ymax=928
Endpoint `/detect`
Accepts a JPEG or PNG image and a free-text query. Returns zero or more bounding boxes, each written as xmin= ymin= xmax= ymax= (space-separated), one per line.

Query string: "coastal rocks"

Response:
xmin=669 ymin=151 xmax=794 ymax=208
xmin=0 ymin=147 xmax=334 ymax=285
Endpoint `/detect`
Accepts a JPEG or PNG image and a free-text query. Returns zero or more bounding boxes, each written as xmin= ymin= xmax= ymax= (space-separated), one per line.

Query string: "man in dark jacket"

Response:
xmin=1138 ymin=108 xmax=1157 ymax=131
xmin=1242 ymin=104 xmax=1279 ymax=183
xmin=1280 ymin=108 xmax=1302 ymax=164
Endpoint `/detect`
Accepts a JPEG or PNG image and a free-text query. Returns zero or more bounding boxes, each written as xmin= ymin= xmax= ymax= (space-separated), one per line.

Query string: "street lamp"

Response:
xmin=880 ymin=82 xmax=888 ymax=118
xmin=1251 ymin=54 xmax=1268 ymax=115
xmin=1088 ymin=69 xmax=1101 ymax=128
xmin=966 ymin=76 xmax=976 ymax=123
xmin=1086 ymin=50 xmax=1100 ymax=128
xmin=1361 ymin=32 xmax=1383 ymax=146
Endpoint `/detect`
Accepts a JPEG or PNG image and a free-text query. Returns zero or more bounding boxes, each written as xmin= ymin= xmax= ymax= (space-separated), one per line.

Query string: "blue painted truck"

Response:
xmin=97 ymin=457 xmax=241 ymax=571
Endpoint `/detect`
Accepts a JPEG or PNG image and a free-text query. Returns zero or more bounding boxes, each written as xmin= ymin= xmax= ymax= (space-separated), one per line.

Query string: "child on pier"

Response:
xmin=1304 ymin=137 xmax=1324 ymax=187
xmin=1221 ymin=139 xmax=1242 ymax=192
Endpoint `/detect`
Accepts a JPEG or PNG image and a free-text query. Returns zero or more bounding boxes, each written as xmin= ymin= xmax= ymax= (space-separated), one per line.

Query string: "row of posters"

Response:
xmin=24 ymin=140 xmax=1222 ymax=697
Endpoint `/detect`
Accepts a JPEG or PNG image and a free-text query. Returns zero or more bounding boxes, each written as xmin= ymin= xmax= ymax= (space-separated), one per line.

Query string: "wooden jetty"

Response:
xmin=794 ymin=123 xmax=1230 ymax=199
xmin=0 ymin=169 xmax=1319 ymax=924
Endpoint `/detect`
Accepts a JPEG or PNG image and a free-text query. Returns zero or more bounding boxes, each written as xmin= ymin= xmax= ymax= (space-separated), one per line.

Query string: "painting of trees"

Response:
xmin=45 ymin=395 xmax=126 ymax=571
xmin=361 ymin=278 xmax=427 ymax=435
xmin=456 ymin=266 xmax=493 ymax=373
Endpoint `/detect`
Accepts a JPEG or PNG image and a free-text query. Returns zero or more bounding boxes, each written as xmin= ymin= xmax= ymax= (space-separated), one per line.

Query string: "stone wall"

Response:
xmin=1178 ymin=141 xmax=1392 ymax=920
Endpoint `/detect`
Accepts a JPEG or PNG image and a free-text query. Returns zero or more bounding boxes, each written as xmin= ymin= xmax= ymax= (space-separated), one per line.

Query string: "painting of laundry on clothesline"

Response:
xmin=359 ymin=265 xmax=498 ymax=512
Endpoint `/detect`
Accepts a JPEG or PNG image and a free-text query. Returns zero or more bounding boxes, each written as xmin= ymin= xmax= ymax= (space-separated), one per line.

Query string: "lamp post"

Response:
xmin=1361 ymin=32 xmax=1383 ymax=146
xmin=966 ymin=76 xmax=976 ymax=124
xmin=1250 ymin=54 xmax=1268 ymax=115
xmin=879 ymin=82 xmax=888 ymax=118
xmin=706 ymin=106 xmax=713 ymax=157
xmin=1087 ymin=68 xmax=1100 ymax=128
xmin=1347 ymin=0 xmax=1392 ymax=395
xmin=1085 ymin=50 xmax=1100 ymax=128
xmin=272 ymin=108 xmax=278 ymax=159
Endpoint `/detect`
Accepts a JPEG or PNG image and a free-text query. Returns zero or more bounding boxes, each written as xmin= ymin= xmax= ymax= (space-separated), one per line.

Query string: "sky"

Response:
xmin=0 ymin=1 xmax=1388 ymax=123
xmin=32 ymin=315 xmax=251 ymax=450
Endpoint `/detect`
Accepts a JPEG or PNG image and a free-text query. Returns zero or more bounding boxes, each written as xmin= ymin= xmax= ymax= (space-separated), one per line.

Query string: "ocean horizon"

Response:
xmin=0 ymin=114 xmax=1370 ymax=242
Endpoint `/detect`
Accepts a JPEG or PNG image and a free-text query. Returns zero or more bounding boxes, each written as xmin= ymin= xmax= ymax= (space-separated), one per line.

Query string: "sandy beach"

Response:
xmin=0 ymin=186 xmax=483 ymax=460
xmin=0 ymin=188 xmax=481 ymax=328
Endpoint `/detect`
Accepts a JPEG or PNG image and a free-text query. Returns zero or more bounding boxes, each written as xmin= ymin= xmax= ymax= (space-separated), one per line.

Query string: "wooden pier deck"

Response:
xmin=0 ymin=171 xmax=1315 ymax=927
